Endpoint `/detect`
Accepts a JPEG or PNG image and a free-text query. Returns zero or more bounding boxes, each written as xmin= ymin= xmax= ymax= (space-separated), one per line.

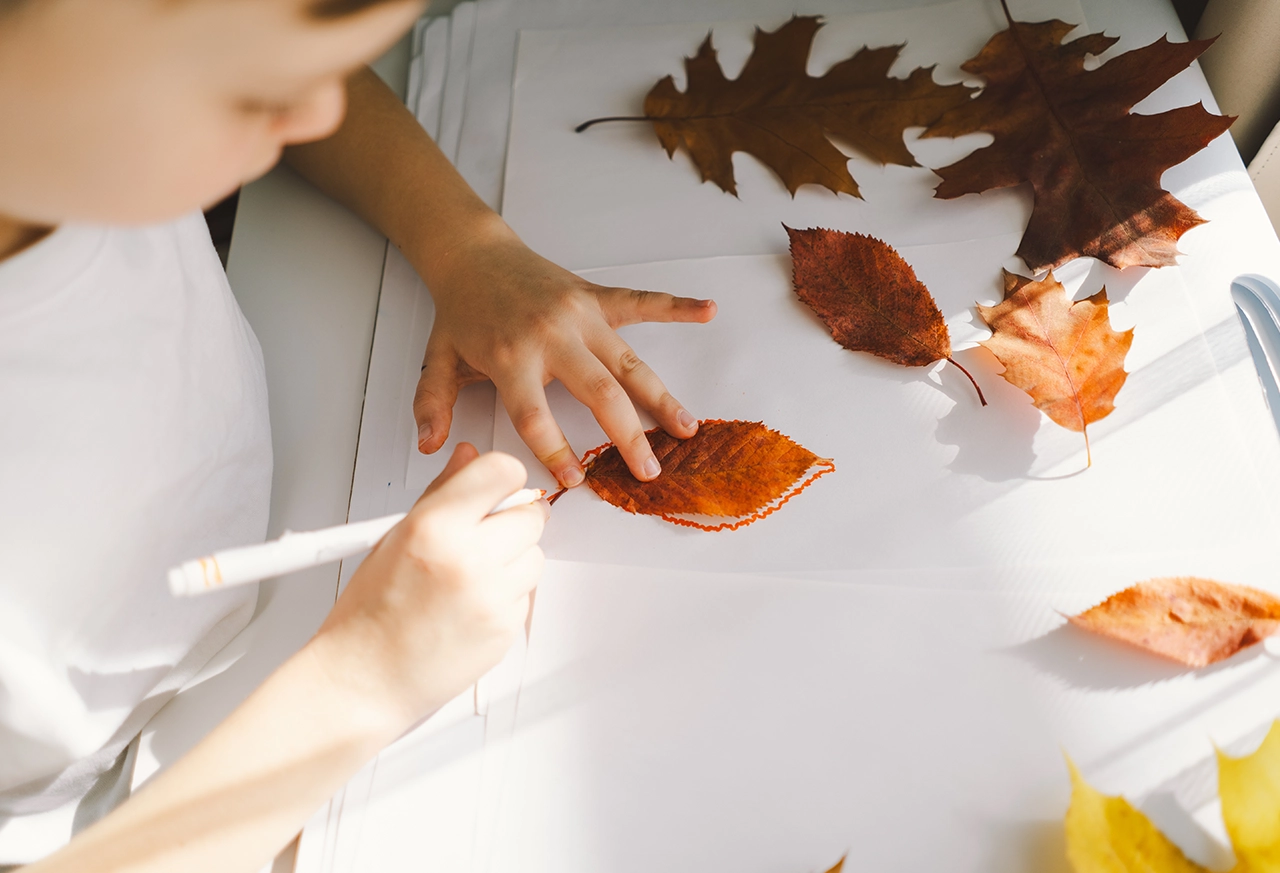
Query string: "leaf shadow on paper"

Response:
xmin=934 ymin=344 xmax=1042 ymax=481
xmin=1003 ymin=621 xmax=1273 ymax=691
xmin=971 ymin=817 xmax=1071 ymax=873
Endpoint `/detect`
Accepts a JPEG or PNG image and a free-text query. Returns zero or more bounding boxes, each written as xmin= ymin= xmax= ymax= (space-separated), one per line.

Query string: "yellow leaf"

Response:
xmin=1220 ymin=721 xmax=1280 ymax=872
xmin=822 ymin=857 xmax=845 ymax=873
xmin=1064 ymin=757 xmax=1209 ymax=873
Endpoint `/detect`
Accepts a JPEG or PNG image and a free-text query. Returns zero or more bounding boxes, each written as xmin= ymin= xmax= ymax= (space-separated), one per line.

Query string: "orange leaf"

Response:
xmin=1068 ymin=578 xmax=1280 ymax=667
xmin=577 ymin=419 xmax=834 ymax=531
xmin=976 ymin=270 xmax=1132 ymax=465
xmin=786 ymin=226 xmax=986 ymax=405
xmin=579 ymin=16 xmax=974 ymax=198
xmin=922 ymin=1 xmax=1232 ymax=272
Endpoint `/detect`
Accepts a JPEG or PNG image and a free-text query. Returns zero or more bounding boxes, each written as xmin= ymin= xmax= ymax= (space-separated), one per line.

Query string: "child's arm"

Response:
xmin=25 ymin=446 xmax=543 ymax=873
xmin=284 ymin=69 xmax=716 ymax=489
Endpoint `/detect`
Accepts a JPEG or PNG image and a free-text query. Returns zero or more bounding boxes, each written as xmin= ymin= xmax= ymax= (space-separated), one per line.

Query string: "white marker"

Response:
xmin=168 ymin=488 xmax=547 ymax=597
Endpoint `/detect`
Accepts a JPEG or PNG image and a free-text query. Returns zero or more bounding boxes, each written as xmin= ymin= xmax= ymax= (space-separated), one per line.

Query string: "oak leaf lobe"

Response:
xmin=922 ymin=2 xmax=1232 ymax=271
xmin=581 ymin=16 xmax=974 ymax=198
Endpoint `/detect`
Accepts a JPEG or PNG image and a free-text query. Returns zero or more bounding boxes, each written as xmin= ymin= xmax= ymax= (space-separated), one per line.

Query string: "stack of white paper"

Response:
xmin=304 ymin=0 xmax=1280 ymax=869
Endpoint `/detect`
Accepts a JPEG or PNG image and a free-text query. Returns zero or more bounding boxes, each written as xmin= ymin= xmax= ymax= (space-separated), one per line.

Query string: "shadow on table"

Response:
xmin=1003 ymin=621 xmax=1268 ymax=691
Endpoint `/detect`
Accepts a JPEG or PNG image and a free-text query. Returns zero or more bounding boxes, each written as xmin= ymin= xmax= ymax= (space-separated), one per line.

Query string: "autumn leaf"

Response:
xmin=577 ymin=16 xmax=974 ymax=197
xmin=565 ymin=419 xmax=834 ymax=531
xmin=977 ymin=269 xmax=1132 ymax=465
xmin=786 ymin=226 xmax=986 ymax=405
xmin=1064 ymin=757 xmax=1209 ymax=873
xmin=1067 ymin=578 xmax=1280 ymax=668
xmin=921 ymin=0 xmax=1232 ymax=272
xmin=1064 ymin=723 xmax=1280 ymax=872
xmin=1219 ymin=721 xmax=1280 ymax=872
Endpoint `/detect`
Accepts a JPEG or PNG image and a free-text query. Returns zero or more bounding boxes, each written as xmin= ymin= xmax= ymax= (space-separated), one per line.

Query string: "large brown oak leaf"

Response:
xmin=579 ymin=16 xmax=974 ymax=198
xmin=976 ymin=270 xmax=1132 ymax=465
xmin=573 ymin=419 xmax=834 ymax=532
xmin=922 ymin=1 xmax=1232 ymax=272
xmin=786 ymin=225 xmax=986 ymax=405
xmin=1068 ymin=578 xmax=1280 ymax=667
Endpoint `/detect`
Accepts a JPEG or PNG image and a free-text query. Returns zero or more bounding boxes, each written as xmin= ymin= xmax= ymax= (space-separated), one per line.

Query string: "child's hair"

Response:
xmin=0 ymin=0 xmax=408 ymax=19
xmin=308 ymin=0 xmax=408 ymax=19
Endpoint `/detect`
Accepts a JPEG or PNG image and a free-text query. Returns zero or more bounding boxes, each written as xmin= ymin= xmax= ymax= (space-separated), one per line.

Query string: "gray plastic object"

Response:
xmin=1231 ymin=274 xmax=1280 ymax=438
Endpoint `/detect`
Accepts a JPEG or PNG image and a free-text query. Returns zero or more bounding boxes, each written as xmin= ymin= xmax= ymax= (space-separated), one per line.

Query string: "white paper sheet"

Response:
xmin=491 ymin=243 xmax=1280 ymax=573
xmin=458 ymin=0 xmax=1156 ymax=213
xmin=501 ymin=0 xmax=1084 ymax=271
xmin=485 ymin=559 xmax=1280 ymax=873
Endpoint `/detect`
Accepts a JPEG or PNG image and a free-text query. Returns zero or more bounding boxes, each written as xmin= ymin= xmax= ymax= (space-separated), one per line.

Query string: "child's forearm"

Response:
xmin=24 ymin=641 xmax=404 ymax=873
xmin=284 ymin=67 xmax=507 ymax=288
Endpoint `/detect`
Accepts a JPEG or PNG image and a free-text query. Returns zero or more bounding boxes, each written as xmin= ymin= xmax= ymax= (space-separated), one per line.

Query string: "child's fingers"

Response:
xmin=600 ymin=286 xmax=717 ymax=328
xmin=479 ymin=503 xmax=547 ymax=563
xmin=414 ymin=451 xmax=528 ymax=523
xmin=589 ymin=332 xmax=697 ymax=440
xmin=493 ymin=370 xmax=584 ymax=488
xmin=413 ymin=442 xmax=480 ymax=506
xmin=557 ymin=346 xmax=661 ymax=482
xmin=415 ymin=342 xmax=461 ymax=454
xmin=501 ymin=546 xmax=544 ymax=601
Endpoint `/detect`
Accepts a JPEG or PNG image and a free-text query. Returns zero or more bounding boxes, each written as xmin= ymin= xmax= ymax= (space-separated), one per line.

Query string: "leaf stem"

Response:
xmin=999 ymin=0 xmax=1015 ymax=27
xmin=1083 ymin=425 xmax=1092 ymax=468
xmin=946 ymin=357 xmax=988 ymax=406
xmin=547 ymin=486 xmax=569 ymax=505
xmin=575 ymin=115 xmax=656 ymax=133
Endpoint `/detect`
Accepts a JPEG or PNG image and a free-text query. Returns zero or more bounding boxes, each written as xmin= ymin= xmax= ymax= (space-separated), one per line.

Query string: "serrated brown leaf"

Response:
xmin=977 ymin=270 xmax=1132 ymax=464
xmin=786 ymin=225 xmax=986 ymax=405
xmin=1068 ymin=577 xmax=1280 ymax=667
xmin=580 ymin=16 xmax=974 ymax=198
xmin=922 ymin=2 xmax=1233 ymax=272
xmin=577 ymin=419 xmax=834 ymax=531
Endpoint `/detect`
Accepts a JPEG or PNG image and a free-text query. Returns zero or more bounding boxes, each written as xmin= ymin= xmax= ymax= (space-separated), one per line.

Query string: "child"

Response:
xmin=0 ymin=0 xmax=715 ymax=869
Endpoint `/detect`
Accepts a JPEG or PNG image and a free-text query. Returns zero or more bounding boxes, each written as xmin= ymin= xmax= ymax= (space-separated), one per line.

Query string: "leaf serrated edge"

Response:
xmin=571 ymin=419 xmax=836 ymax=532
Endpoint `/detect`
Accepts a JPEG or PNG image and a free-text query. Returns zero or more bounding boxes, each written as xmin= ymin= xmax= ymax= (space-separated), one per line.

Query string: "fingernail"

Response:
xmin=562 ymin=466 xmax=585 ymax=488
xmin=642 ymin=458 xmax=661 ymax=480
xmin=417 ymin=424 xmax=433 ymax=450
xmin=677 ymin=409 xmax=696 ymax=430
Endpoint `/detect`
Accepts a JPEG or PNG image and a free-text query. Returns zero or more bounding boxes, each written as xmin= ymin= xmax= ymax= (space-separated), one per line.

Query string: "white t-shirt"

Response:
xmin=0 ymin=213 xmax=272 ymax=860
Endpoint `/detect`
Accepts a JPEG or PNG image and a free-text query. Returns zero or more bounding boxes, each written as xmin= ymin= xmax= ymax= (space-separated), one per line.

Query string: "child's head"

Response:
xmin=0 ymin=0 xmax=425 ymax=226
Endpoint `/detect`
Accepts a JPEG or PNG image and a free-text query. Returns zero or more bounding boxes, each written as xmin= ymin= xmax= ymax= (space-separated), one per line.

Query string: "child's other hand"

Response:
xmin=309 ymin=443 xmax=545 ymax=728
xmin=412 ymin=219 xmax=716 ymax=489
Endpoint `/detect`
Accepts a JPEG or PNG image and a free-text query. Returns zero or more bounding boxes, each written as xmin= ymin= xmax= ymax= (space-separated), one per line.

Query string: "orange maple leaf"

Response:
xmin=1068 ymin=578 xmax=1280 ymax=667
xmin=563 ymin=419 xmax=834 ymax=532
xmin=976 ymin=270 xmax=1132 ymax=465
xmin=922 ymin=0 xmax=1232 ymax=272
xmin=786 ymin=226 xmax=986 ymax=405
xmin=578 ymin=16 xmax=974 ymax=198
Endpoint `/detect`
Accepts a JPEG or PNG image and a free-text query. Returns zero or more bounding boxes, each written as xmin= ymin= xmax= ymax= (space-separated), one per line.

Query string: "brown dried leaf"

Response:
xmin=922 ymin=2 xmax=1232 ymax=272
xmin=579 ymin=419 xmax=834 ymax=531
xmin=582 ymin=16 xmax=974 ymax=197
xmin=1069 ymin=577 xmax=1280 ymax=667
xmin=787 ymin=226 xmax=986 ymax=404
xmin=977 ymin=270 xmax=1132 ymax=464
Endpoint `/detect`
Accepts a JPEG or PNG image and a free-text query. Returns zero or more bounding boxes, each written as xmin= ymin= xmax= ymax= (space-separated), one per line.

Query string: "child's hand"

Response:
xmin=308 ymin=443 xmax=545 ymax=728
xmin=412 ymin=219 xmax=716 ymax=489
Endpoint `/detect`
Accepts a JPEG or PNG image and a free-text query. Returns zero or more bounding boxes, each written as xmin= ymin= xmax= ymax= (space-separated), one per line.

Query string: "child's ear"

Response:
xmin=274 ymin=81 xmax=348 ymax=146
